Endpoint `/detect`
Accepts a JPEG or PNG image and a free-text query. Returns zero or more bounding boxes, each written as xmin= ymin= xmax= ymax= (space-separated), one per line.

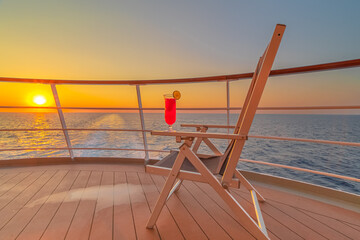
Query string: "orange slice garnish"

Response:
xmin=173 ymin=90 xmax=181 ymax=100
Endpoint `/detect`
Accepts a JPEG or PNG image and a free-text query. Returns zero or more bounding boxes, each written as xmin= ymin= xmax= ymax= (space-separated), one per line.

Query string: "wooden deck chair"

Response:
xmin=145 ymin=24 xmax=286 ymax=240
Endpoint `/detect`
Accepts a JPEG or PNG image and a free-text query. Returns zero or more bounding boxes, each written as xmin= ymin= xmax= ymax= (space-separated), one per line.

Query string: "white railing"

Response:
xmin=0 ymin=59 xmax=359 ymax=183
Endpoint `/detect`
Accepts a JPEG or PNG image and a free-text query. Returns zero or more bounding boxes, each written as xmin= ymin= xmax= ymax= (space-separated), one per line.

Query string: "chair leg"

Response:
xmin=174 ymin=179 xmax=183 ymax=191
xmin=182 ymin=146 xmax=269 ymax=240
xmin=146 ymin=152 xmax=185 ymax=228
xmin=167 ymin=179 xmax=183 ymax=201
xmin=235 ymin=170 xmax=265 ymax=202
xmin=250 ymin=190 xmax=267 ymax=233
xmin=234 ymin=170 xmax=268 ymax=233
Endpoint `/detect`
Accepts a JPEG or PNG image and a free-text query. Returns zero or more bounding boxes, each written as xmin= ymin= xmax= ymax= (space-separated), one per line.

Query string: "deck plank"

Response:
xmin=343 ymin=222 xmax=360 ymax=232
xmin=89 ymin=171 xmax=114 ymax=240
xmin=113 ymin=171 xmax=137 ymax=240
xmin=298 ymin=208 xmax=360 ymax=239
xmin=0 ymin=172 xmax=31 ymax=198
xmin=183 ymin=180 xmax=256 ymax=240
xmin=126 ymin=171 xmax=161 ymax=240
xmin=0 ymin=171 xmax=45 ymax=210
xmin=253 ymin=184 xmax=360 ymax=226
xmin=16 ymin=171 xmax=80 ymax=240
xmin=171 ymin=178 xmax=232 ymax=240
xmin=0 ymin=172 xmax=20 ymax=186
xmin=138 ymin=172 xmax=184 ymax=240
xmin=150 ymin=175 xmax=208 ymax=240
xmin=262 ymin=201 xmax=327 ymax=240
xmin=270 ymin=200 xmax=353 ymax=240
xmin=0 ymin=170 xmax=68 ymax=240
xmin=65 ymin=171 xmax=102 ymax=240
xmin=0 ymin=171 xmax=54 ymax=229
xmin=41 ymin=171 xmax=90 ymax=240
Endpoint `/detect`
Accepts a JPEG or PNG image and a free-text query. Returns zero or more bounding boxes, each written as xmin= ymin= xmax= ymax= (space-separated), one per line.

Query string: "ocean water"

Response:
xmin=0 ymin=112 xmax=359 ymax=195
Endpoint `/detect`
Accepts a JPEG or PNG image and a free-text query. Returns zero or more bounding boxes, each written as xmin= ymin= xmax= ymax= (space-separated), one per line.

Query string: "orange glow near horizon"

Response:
xmin=0 ymin=70 xmax=360 ymax=115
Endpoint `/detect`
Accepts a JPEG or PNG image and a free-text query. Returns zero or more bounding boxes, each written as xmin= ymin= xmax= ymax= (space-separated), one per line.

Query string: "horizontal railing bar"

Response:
xmin=0 ymin=128 xmax=358 ymax=147
xmin=0 ymin=106 xmax=140 ymax=110
xmin=0 ymin=59 xmax=359 ymax=85
xmin=0 ymin=147 xmax=169 ymax=152
xmin=238 ymin=158 xmax=360 ymax=183
xmin=0 ymin=128 xmax=152 ymax=132
xmin=237 ymin=106 xmax=360 ymax=110
xmin=1 ymin=105 xmax=360 ymax=110
xmin=248 ymin=135 xmax=360 ymax=147
xmin=181 ymin=124 xmax=360 ymax=147
xmin=1 ymin=130 xmax=359 ymax=147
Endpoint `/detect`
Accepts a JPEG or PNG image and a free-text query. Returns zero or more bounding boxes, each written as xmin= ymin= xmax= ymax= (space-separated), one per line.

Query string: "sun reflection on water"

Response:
xmin=17 ymin=113 xmax=52 ymax=147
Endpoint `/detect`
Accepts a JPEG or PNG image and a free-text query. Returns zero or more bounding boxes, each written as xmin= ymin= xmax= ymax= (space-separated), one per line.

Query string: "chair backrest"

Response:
xmin=218 ymin=24 xmax=286 ymax=177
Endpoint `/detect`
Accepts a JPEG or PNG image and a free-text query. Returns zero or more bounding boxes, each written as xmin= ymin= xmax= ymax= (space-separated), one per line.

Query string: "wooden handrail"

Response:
xmin=0 ymin=59 xmax=359 ymax=85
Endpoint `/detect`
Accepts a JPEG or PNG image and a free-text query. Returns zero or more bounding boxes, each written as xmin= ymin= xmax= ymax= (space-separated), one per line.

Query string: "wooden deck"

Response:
xmin=0 ymin=163 xmax=358 ymax=240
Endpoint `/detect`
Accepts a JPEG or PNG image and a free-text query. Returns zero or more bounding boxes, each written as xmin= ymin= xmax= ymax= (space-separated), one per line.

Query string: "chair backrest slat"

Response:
xmin=217 ymin=54 xmax=265 ymax=174
xmin=218 ymin=25 xmax=286 ymax=178
xmin=217 ymin=55 xmax=265 ymax=173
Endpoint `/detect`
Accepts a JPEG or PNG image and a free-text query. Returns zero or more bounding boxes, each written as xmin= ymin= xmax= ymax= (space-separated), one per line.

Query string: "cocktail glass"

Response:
xmin=164 ymin=94 xmax=176 ymax=131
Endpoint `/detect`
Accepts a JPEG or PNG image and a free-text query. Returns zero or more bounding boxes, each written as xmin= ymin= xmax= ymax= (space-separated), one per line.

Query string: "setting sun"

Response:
xmin=33 ymin=95 xmax=47 ymax=105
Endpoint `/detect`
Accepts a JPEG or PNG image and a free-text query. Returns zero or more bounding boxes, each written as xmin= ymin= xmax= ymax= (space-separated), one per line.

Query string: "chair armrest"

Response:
xmin=181 ymin=124 xmax=235 ymax=129
xmin=151 ymin=131 xmax=247 ymax=140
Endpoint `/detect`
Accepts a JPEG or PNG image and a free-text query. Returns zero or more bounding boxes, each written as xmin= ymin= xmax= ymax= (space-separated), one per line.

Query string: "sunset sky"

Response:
xmin=0 ymin=0 xmax=359 ymax=113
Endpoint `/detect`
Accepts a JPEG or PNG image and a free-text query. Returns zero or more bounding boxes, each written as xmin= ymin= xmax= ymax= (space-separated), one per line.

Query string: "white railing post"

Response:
xmin=51 ymin=84 xmax=74 ymax=159
xmin=136 ymin=85 xmax=149 ymax=164
xmin=226 ymin=80 xmax=230 ymax=136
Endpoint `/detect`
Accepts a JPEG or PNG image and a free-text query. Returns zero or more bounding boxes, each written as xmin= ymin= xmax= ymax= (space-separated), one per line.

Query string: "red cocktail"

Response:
xmin=164 ymin=94 xmax=176 ymax=131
